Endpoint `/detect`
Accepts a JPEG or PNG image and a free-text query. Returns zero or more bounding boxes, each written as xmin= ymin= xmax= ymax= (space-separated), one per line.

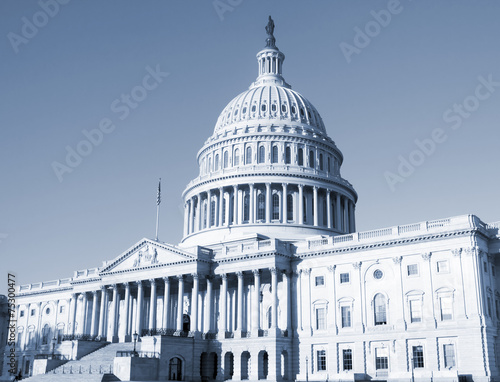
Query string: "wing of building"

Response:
xmin=3 ymin=19 xmax=500 ymax=382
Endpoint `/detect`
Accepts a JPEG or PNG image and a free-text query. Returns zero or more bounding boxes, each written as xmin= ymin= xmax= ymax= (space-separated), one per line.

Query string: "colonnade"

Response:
xmin=184 ymin=183 xmax=355 ymax=237
xmin=59 ymin=267 xmax=290 ymax=343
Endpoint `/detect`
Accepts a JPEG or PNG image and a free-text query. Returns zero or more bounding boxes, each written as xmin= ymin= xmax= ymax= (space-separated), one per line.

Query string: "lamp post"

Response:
xmin=132 ymin=331 xmax=138 ymax=356
xmin=51 ymin=336 xmax=57 ymax=359
xmin=305 ymin=355 xmax=309 ymax=382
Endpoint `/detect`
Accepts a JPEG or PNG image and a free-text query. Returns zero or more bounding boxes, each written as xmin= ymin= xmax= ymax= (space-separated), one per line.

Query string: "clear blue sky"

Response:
xmin=1 ymin=0 xmax=499 ymax=293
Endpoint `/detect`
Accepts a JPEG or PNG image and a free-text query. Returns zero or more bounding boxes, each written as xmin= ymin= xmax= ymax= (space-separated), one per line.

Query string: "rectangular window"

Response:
xmin=315 ymin=276 xmax=325 ymax=286
xmin=410 ymin=299 xmax=422 ymax=323
xmin=59 ymin=306 xmax=64 ymax=314
xmin=412 ymin=346 xmax=424 ymax=368
xmin=496 ymin=299 xmax=500 ymax=318
xmin=30 ymin=309 xmax=35 ymax=316
xmin=317 ymin=350 xmax=327 ymax=371
xmin=487 ymin=297 xmax=492 ymax=316
xmin=340 ymin=273 xmax=350 ymax=284
xmin=437 ymin=260 xmax=449 ymax=273
xmin=492 ymin=265 xmax=495 ymax=276
xmin=407 ymin=264 xmax=418 ymax=276
xmin=316 ymin=308 xmax=326 ymax=330
xmin=440 ymin=296 xmax=453 ymax=321
xmin=443 ymin=344 xmax=456 ymax=368
xmin=342 ymin=349 xmax=353 ymax=371
xmin=341 ymin=306 xmax=351 ymax=328
xmin=375 ymin=348 xmax=388 ymax=370
xmin=484 ymin=261 xmax=488 ymax=273
xmin=20 ymin=310 xmax=25 ymax=318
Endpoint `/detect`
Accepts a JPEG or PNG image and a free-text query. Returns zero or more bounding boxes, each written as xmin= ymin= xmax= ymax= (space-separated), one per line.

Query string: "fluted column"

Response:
xmin=177 ymin=275 xmax=184 ymax=331
xmin=349 ymin=200 xmax=355 ymax=232
xmin=90 ymin=291 xmax=99 ymax=337
xmin=197 ymin=194 xmax=202 ymax=231
xmin=149 ymin=279 xmax=157 ymax=331
xmin=183 ymin=202 xmax=189 ymax=237
xmin=109 ymin=285 xmax=118 ymax=342
xmin=205 ymin=276 xmax=213 ymax=332
xmin=252 ymin=270 xmax=261 ymax=335
xmin=282 ymin=183 xmax=288 ymax=223
xmin=313 ymin=186 xmax=318 ymax=226
xmin=326 ymin=190 xmax=332 ymax=229
xmin=298 ymin=185 xmax=304 ymax=224
xmin=162 ymin=277 xmax=170 ymax=329
xmin=249 ymin=184 xmax=255 ymax=223
xmin=188 ymin=198 xmax=194 ymax=234
xmin=271 ymin=268 xmax=278 ymax=330
xmin=121 ymin=283 xmax=130 ymax=340
xmin=70 ymin=293 xmax=78 ymax=336
xmin=80 ymin=293 xmax=88 ymax=335
xmin=335 ymin=193 xmax=341 ymax=230
xmin=97 ymin=288 xmax=106 ymax=337
xmin=135 ymin=281 xmax=144 ymax=335
xmin=233 ymin=185 xmax=238 ymax=225
xmin=191 ymin=274 xmax=199 ymax=332
xmin=237 ymin=272 xmax=244 ymax=331
xmin=343 ymin=197 xmax=349 ymax=233
xmin=219 ymin=274 xmax=227 ymax=335
xmin=265 ymin=182 xmax=271 ymax=223
xmin=218 ymin=188 xmax=224 ymax=227
xmin=283 ymin=271 xmax=291 ymax=331
xmin=206 ymin=190 xmax=212 ymax=228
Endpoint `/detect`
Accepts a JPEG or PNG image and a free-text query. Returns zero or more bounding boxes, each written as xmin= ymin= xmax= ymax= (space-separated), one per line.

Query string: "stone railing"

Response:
xmin=19 ymin=278 xmax=72 ymax=293
xmin=74 ymin=267 xmax=100 ymax=279
xmin=216 ymin=238 xmax=289 ymax=257
xmin=116 ymin=351 xmax=159 ymax=358
xmin=62 ymin=334 xmax=106 ymax=342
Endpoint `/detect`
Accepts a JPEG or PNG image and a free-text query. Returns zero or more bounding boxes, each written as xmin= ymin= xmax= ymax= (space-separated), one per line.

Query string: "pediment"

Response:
xmin=100 ymin=239 xmax=201 ymax=274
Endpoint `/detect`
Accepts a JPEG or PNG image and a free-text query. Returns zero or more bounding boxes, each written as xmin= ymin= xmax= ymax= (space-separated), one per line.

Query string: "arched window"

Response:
xmin=257 ymin=193 xmax=265 ymax=220
xmin=272 ymin=146 xmax=279 ymax=164
xmin=298 ymin=148 xmax=304 ymax=166
xmin=287 ymin=194 xmax=293 ymax=221
xmin=222 ymin=196 xmax=226 ymax=225
xmin=208 ymin=157 xmax=212 ymax=172
xmin=327 ymin=157 xmax=331 ymax=173
xmin=229 ymin=195 xmax=234 ymax=224
xmin=210 ymin=200 xmax=216 ymax=227
xmin=259 ymin=146 xmax=266 ymax=164
xmin=243 ymin=192 xmax=250 ymax=222
xmin=309 ymin=150 xmax=315 ymax=168
xmin=285 ymin=146 xmax=291 ymax=164
xmin=203 ymin=202 xmax=208 ymax=229
xmin=303 ymin=195 xmax=307 ymax=223
xmin=319 ymin=153 xmax=324 ymax=171
xmin=374 ymin=293 xmax=387 ymax=325
xmin=223 ymin=151 xmax=229 ymax=168
xmin=215 ymin=154 xmax=219 ymax=170
xmin=169 ymin=357 xmax=182 ymax=381
xmin=246 ymin=146 xmax=252 ymax=164
xmin=42 ymin=324 xmax=50 ymax=345
xmin=267 ymin=307 xmax=272 ymax=329
xmin=234 ymin=148 xmax=240 ymax=166
xmin=272 ymin=193 xmax=280 ymax=220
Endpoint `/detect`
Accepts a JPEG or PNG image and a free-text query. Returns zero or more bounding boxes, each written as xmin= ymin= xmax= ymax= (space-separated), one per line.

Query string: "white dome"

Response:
xmin=213 ymin=85 xmax=327 ymax=137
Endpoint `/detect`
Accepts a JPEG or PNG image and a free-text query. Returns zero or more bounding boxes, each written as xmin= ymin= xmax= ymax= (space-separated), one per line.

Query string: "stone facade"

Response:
xmin=2 ymin=19 xmax=500 ymax=382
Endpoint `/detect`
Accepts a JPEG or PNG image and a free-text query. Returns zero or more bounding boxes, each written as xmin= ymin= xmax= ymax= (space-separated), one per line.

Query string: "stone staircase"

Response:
xmin=24 ymin=342 xmax=135 ymax=382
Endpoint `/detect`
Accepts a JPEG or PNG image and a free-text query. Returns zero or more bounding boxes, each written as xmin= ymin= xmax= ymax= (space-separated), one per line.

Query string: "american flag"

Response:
xmin=157 ymin=178 xmax=161 ymax=205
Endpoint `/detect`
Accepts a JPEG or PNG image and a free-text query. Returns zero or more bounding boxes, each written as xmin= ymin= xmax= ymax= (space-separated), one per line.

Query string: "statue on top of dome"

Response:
xmin=265 ymin=16 xmax=276 ymax=48
xmin=265 ymin=16 xmax=275 ymax=38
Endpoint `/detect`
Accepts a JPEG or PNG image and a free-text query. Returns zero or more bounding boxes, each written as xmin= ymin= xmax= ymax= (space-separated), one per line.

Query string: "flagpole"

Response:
xmin=155 ymin=178 xmax=161 ymax=241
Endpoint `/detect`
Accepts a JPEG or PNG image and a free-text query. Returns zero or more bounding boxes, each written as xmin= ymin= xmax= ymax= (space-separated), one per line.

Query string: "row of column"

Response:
xmin=184 ymin=184 xmax=355 ymax=236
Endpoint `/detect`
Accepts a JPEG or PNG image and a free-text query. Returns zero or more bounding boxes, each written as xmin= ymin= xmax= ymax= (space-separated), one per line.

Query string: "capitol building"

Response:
xmin=3 ymin=19 xmax=500 ymax=382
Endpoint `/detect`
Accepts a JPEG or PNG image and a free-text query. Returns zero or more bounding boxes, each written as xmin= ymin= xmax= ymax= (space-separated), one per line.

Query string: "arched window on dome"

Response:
xmin=234 ymin=148 xmax=240 ymax=167
xmin=203 ymin=201 xmax=208 ymax=229
xmin=208 ymin=157 xmax=212 ymax=173
xmin=201 ymin=158 xmax=206 ymax=175
xmin=272 ymin=146 xmax=279 ymax=164
xmin=223 ymin=151 xmax=229 ymax=169
xmin=323 ymin=199 xmax=327 ymax=226
xmin=267 ymin=307 xmax=272 ymax=329
xmin=319 ymin=153 xmax=324 ymax=171
xmin=210 ymin=200 xmax=216 ymax=227
xmin=272 ymin=193 xmax=280 ymax=220
xmin=243 ymin=191 xmax=250 ymax=222
xmin=285 ymin=146 xmax=291 ymax=164
xmin=327 ymin=157 xmax=331 ymax=174
xmin=215 ymin=154 xmax=219 ymax=171
xmin=374 ymin=293 xmax=387 ymax=325
xmin=298 ymin=148 xmax=304 ymax=166
xmin=309 ymin=150 xmax=315 ymax=168
xmin=259 ymin=146 xmax=266 ymax=164
xmin=287 ymin=194 xmax=293 ymax=221
xmin=221 ymin=195 xmax=226 ymax=225
xmin=246 ymin=146 xmax=252 ymax=164
xmin=257 ymin=193 xmax=265 ymax=221
xmin=229 ymin=194 xmax=234 ymax=224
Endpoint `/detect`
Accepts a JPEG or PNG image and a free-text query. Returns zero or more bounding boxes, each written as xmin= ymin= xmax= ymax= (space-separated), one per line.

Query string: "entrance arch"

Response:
xmin=241 ymin=351 xmax=251 ymax=380
xmin=168 ymin=357 xmax=183 ymax=381
xmin=224 ymin=352 xmax=234 ymax=380
xmin=258 ymin=351 xmax=268 ymax=380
